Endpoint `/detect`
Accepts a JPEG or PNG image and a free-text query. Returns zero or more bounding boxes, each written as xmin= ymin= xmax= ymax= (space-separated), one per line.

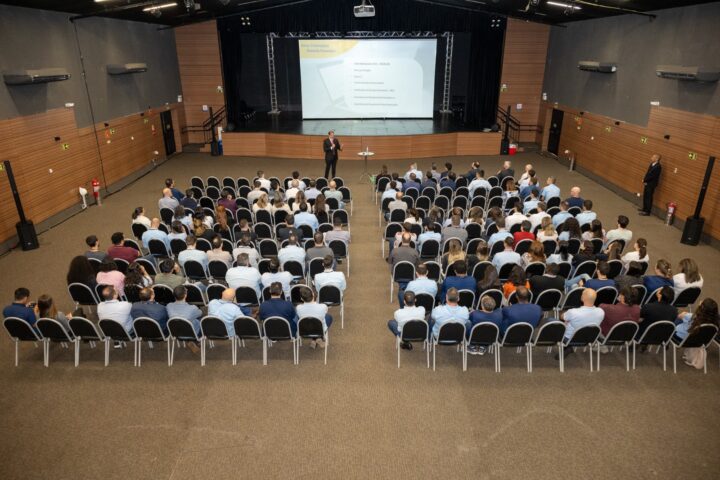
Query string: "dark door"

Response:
xmin=160 ymin=110 xmax=176 ymax=156
xmin=547 ymin=108 xmax=564 ymax=156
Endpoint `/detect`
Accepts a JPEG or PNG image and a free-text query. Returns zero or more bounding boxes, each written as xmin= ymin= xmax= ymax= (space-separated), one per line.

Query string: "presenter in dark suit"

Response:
xmin=323 ymin=130 xmax=342 ymax=179
xmin=639 ymin=154 xmax=662 ymax=216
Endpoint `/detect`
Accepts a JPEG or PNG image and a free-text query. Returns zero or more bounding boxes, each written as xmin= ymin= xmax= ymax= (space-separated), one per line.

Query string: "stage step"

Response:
xmin=183 ymin=143 xmax=211 ymax=153
xmin=517 ymin=142 xmax=540 ymax=153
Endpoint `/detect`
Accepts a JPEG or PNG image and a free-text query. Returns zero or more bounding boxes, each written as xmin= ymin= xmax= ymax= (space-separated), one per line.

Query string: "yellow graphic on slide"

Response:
xmin=299 ymin=40 xmax=359 ymax=59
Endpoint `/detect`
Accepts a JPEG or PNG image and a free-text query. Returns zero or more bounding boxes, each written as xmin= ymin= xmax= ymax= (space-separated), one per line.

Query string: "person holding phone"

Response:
xmin=3 ymin=287 xmax=37 ymax=326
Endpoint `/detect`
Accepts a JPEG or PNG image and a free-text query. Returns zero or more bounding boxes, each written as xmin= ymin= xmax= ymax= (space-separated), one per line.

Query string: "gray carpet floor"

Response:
xmin=0 ymin=152 xmax=718 ymax=479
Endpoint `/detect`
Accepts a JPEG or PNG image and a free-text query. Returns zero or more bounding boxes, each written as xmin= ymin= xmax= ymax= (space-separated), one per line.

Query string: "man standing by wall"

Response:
xmin=639 ymin=154 xmax=661 ymax=216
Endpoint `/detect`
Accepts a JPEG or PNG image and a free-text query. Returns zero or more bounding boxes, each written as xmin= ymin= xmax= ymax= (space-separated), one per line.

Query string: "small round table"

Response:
xmin=357 ymin=151 xmax=374 ymax=184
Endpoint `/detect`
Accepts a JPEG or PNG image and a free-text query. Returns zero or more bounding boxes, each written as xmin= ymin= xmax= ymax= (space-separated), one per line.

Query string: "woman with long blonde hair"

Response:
xmin=253 ymin=193 xmax=270 ymax=213
xmin=443 ymin=238 xmax=466 ymax=270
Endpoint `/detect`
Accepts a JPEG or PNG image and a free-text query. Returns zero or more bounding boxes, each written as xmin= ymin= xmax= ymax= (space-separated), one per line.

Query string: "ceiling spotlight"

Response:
xmin=142 ymin=3 xmax=178 ymax=12
xmin=546 ymin=1 xmax=581 ymax=10
xmin=219 ymin=0 xmax=230 ymax=5
xmin=152 ymin=9 xmax=162 ymax=17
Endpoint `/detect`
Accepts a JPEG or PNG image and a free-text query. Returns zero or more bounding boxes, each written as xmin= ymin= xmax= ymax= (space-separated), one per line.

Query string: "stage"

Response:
xmin=222 ymin=113 xmax=502 ymax=159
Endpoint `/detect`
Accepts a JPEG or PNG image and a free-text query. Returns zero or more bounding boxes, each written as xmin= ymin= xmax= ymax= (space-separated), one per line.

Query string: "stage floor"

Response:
xmin=229 ymin=112 xmax=481 ymax=136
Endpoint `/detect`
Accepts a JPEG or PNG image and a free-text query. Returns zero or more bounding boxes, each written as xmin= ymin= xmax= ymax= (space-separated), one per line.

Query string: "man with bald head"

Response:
xmin=324 ymin=180 xmax=344 ymax=209
xmin=207 ymin=288 xmax=252 ymax=335
xmin=565 ymin=186 xmax=583 ymax=209
xmin=497 ymin=160 xmax=514 ymax=181
xmin=141 ymin=217 xmax=170 ymax=250
xmin=386 ymin=190 xmax=406 ymax=220
xmin=159 ymin=188 xmax=180 ymax=211
xmin=561 ymin=288 xmax=604 ymax=346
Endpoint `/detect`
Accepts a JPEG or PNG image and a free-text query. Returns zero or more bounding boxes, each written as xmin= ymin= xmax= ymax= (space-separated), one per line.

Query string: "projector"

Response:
xmin=354 ymin=1 xmax=375 ymax=17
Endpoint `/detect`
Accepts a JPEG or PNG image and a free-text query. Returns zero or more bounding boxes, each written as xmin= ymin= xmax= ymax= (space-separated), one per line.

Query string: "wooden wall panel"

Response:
xmin=547 ymin=102 xmax=720 ymax=241
xmin=222 ymin=133 xmax=266 ymax=157
xmin=498 ymin=19 xmax=550 ymax=142
xmin=174 ymin=21 xmax=225 ymax=144
xmin=411 ymin=134 xmax=456 ymax=158
xmin=456 ymin=132 xmax=503 ymax=155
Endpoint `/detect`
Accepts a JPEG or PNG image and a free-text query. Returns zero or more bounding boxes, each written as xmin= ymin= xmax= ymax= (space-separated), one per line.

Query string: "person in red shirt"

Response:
xmin=598 ymin=286 xmax=640 ymax=336
xmin=106 ymin=232 xmax=140 ymax=264
xmin=513 ymin=220 xmax=535 ymax=245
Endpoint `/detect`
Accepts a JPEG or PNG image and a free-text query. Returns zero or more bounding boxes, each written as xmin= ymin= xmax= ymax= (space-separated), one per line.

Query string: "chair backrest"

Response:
xmin=168 ymin=317 xmax=200 ymax=341
xmin=489 ymin=241 xmax=504 ymax=258
xmin=133 ymin=317 xmax=166 ymax=341
xmin=501 ymin=322 xmax=534 ymax=346
xmin=206 ymin=283 xmax=226 ymax=302
xmin=594 ymin=286 xmax=618 ymax=306
xmin=235 ymin=286 xmax=260 ymax=306
xmin=602 ymin=321 xmax=639 ymax=345
xmin=414 ymin=293 xmax=435 ymax=314
xmin=562 ymin=287 xmax=585 ymax=310
xmin=263 ymin=316 xmax=293 ymax=341
xmin=423 ymin=261 xmax=442 ymax=282
xmin=542 ymin=239 xmax=557 ymax=256
xmin=152 ymin=284 xmax=176 ymax=305
xmin=298 ymin=316 xmax=325 ymax=339
xmin=234 ymin=316 xmax=263 ymax=339
xmin=400 ymin=319 xmax=428 ymax=342
xmin=259 ymin=238 xmax=279 ymax=257
xmin=467 ymin=322 xmax=499 ymax=347
xmin=201 ymin=316 xmax=230 ymax=339
xmin=283 ymin=260 xmax=305 ymax=278
xmin=498 ymin=262 xmax=516 ymax=281
xmin=69 ymin=316 xmax=104 ymax=341
xmin=3 ymin=317 xmax=42 ymax=342
xmin=68 ymin=282 xmax=98 ymax=305
xmin=525 ymin=262 xmax=545 ymax=278
xmin=534 ymin=289 xmax=563 ymax=311
xmin=514 ymin=239 xmax=533 ymax=255
xmin=556 ymin=262 xmax=572 ymax=278
xmin=672 ymin=287 xmax=702 ymax=308
xmin=566 ymin=325 xmax=601 ymax=346
xmin=328 ymin=239 xmax=348 ymax=258
xmin=170 ymin=238 xmax=187 ymax=256
xmin=291 ymin=285 xmax=313 ymax=305
xmin=480 ymin=289 xmax=504 ymax=310
xmin=183 ymin=260 xmax=208 ymax=280
xmin=678 ymin=324 xmax=719 ymax=349
xmin=131 ymin=223 xmax=148 ymax=239
xmin=420 ymin=239 xmax=440 ymax=258
xmin=124 ymin=284 xmax=142 ymax=303
xmin=436 ymin=322 xmax=466 ymax=344
xmin=114 ymin=258 xmax=130 ymax=274
xmin=149 ymin=238 xmax=170 ymax=256
xmin=533 ymin=321 xmax=566 ymax=346
xmin=318 ymin=285 xmax=342 ymax=305
xmin=606 ymin=259 xmax=623 ymax=279
xmin=208 ymin=260 xmax=229 ymax=280
xmin=457 ymin=289 xmax=476 ymax=310
xmin=472 ymin=261 xmax=492 ymax=282
xmin=635 ymin=320 xmax=675 ymax=345
xmin=393 ymin=261 xmax=416 ymax=282
xmin=574 ymin=260 xmax=596 ymax=278
xmin=98 ymin=318 xmax=133 ymax=341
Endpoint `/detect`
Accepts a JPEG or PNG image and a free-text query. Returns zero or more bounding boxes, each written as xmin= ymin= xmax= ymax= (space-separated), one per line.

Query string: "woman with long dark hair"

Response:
xmin=35 ymin=294 xmax=72 ymax=330
xmin=674 ymin=298 xmax=719 ymax=369
xmin=131 ymin=207 xmax=151 ymax=228
xmin=66 ymin=255 xmax=98 ymax=289
xmin=477 ymin=265 xmax=501 ymax=295
xmin=503 ymin=265 xmax=529 ymax=299
xmin=621 ymin=238 xmax=649 ymax=267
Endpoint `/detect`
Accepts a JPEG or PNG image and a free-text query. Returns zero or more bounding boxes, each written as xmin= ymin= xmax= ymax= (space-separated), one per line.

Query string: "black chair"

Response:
xmin=124 ymin=284 xmax=142 ymax=303
xmin=472 ymin=261 xmax=492 ymax=282
xmin=159 ymin=207 xmax=174 ymax=226
xmin=255 ymin=209 xmax=273 ymax=226
xmin=195 ymin=238 xmax=212 ymax=252
xmin=170 ymin=238 xmax=187 ymax=257
xmin=254 ymin=222 xmax=273 ymax=239
xmin=464 ymin=322 xmax=500 ymax=372
xmin=596 ymin=321 xmax=639 ymax=371
xmin=497 ymin=322 xmax=534 ymax=372
xmin=432 ymin=322 xmax=466 ymax=371
xmin=200 ymin=316 xmax=235 ymax=366
xmin=131 ymin=223 xmax=148 ymax=240
xmin=573 ymin=260 xmax=596 ymax=278
xmin=525 ymin=262 xmax=545 ymax=278
xmin=328 ymin=240 xmax=350 ymax=277
xmin=567 ymin=238 xmax=582 ymax=255
xmin=235 ymin=286 xmax=260 ymax=307
xmin=514 ymin=239 xmax=533 ymax=256
xmin=262 ymin=316 xmax=297 ymax=365
xmin=391 ymin=261 xmax=416 ymax=303
xmin=206 ymin=283 xmax=226 ymax=302
xmin=530 ymin=321 xmax=566 ymax=372
xmin=498 ymin=263 xmax=516 ymax=281
xmin=3 ymin=317 xmax=42 ymax=366
xmin=259 ymin=239 xmax=279 ymax=258
xmin=68 ymin=283 xmax=99 ymax=309
xmin=594 ymin=286 xmax=618 ymax=306
xmin=283 ymin=259 xmax=305 ymax=280
xmin=419 ymin=239 xmax=440 ymax=260
xmin=297 ymin=316 xmax=329 ymax=364
xmin=68 ymin=317 xmax=106 ymax=366
xmin=590 ymin=238 xmax=604 ymax=255
xmin=190 ymin=176 xmax=205 ymax=189
xmin=534 ymin=289 xmax=563 ymax=317
xmin=183 ymin=259 xmax=208 ymax=281
xmin=424 ymin=261 xmax=442 ymax=283
xmin=560 ymin=325 xmax=601 ymax=372
xmin=606 ymin=259 xmax=624 ymax=279
xmin=98 ymin=319 xmax=135 ymax=366
xmin=152 ymin=284 xmax=176 ymax=305
xmin=457 ymin=289 xmax=476 ymax=310
xmin=167 ymin=317 xmax=203 ymax=366
xmin=556 ymin=262 xmax=572 ymax=279
xmin=479 ymin=289 xmax=504 ymax=310
xmin=135 ymin=257 xmax=158 ymax=276
xmin=414 ymin=293 xmax=435 ymax=316
xmin=114 ymin=258 xmax=130 ymax=274
xmin=318 ymin=285 xmax=344 ymax=329
xmin=542 ymin=240 xmax=558 ymax=256
xmin=233 ymin=316 xmax=264 ymax=363
xmin=560 ymin=287 xmax=585 ymax=311
xmin=208 ymin=260 xmax=229 ymax=281
xmin=671 ymin=324 xmax=718 ymax=374
xmin=396 ymin=319 xmax=429 ymax=368
xmin=672 ymin=287 xmax=702 ymax=310
xmin=489 ymin=241 xmax=504 ymax=258
xmin=132 ymin=317 xmax=169 ymax=367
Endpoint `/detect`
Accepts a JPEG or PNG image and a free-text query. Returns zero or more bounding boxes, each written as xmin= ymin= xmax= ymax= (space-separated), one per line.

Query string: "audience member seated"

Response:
xmin=636 ymin=286 xmax=676 ymax=339
xmin=522 ymin=189 xmax=540 ymax=214
xmin=232 ymin=233 xmax=260 ymax=268
xmin=67 ymin=255 xmax=99 ymax=290
xmin=673 ymin=298 xmax=719 ymax=369
xmin=247 ymin=180 xmax=265 ymax=204
xmin=35 ymin=294 xmax=72 ymax=331
xmin=576 ymin=200 xmax=597 ymax=226
xmin=477 ymin=265 xmax=502 ymax=295
xmin=97 ymin=286 xmax=133 ymax=333
xmin=402 ymin=264 xmax=438 ymax=307
xmin=503 ymin=265 xmax=530 ymax=299
xmin=492 ymin=237 xmax=522 ymax=271
xmin=304 ymin=179 xmax=320 ymax=201
xmin=519 ymin=175 xmax=537 ymax=198
xmin=389 ymin=232 xmax=419 ymax=269
xmin=107 ymin=232 xmax=141 ymax=264
xmin=502 ymin=178 xmax=519 ymax=200
xmin=441 ymin=239 xmax=466 ymax=271
xmin=386 ymin=191 xmax=407 ymax=221
xmin=420 ymin=171 xmax=437 ymax=191
xmin=403 ymin=173 xmax=420 ymax=192
xmin=439 ymin=171 xmax=457 ymax=190
xmin=96 ymin=259 xmax=126 ymax=297
xmin=558 ymin=289 xmax=604 ymax=358
xmin=497 ymin=160 xmax=514 ymax=181
xmin=141 ymin=218 xmax=170 ymax=250
xmin=430 ymin=288 xmax=470 ymax=339
xmin=570 ymin=240 xmax=596 ymax=268
xmin=165 ymin=178 xmax=184 ymax=202
xmin=168 ymin=222 xmax=188 ymax=243
xmin=207 ymin=235 xmax=232 ymax=266
xmin=521 ymin=240 xmax=545 ymax=268
xmin=85 ymin=235 xmax=108 ymax=262
xmin=261 ymin=258 xmax=293 ymax=299
xmin=314 ymin=255 xmax=347 ymax=294
xmin=277 ymin=215 xmax=304 ymax=242
xmin=501 ymin=286 xmax=542 ymax=333
xmin=173 ymin=205 xmax=193 ymax=231
xmin=218 ymin=189 xmax=238 ymax=215
xmin=488 ymin=218 xmax=513 ymax=247
xmin=324 ymin=216 xmax=351 ymax=245
xmin=215 ymin=205 xmax=234 ymax=236
xmin=177 ymin=235 xmax=209 ymax=270
xmin=605 ymin=215 xmax=633 ymax=246
xmin=565 ymin=186 xmax=584 ymax=209
xmin=599 ymin=286 xmax=640 ymax=338
xmin=440 ymin=162 xmax=452 ymax=179
xmin=228 ymin=254 xmax=262 ymax=297
xmin=307 ymin=232 xmax=334 ymax=264
xmin=440 ymin=261 xmax=476 ymax=300
xmin=536 ymin=218 xmax=558 ymax=242
xmin=294 ymin=202 xmax=319 ymax=231
xmin=256 ymin=170 xmax=271 ymax=190
xmin=132 ymin=207 xmax=152 ymax=229
xmin=272 ymin=197 xmax=293 ymax=218
xmin=259 ymin=282 xmax=297 ymax=335
xmin=673 ymin=258 xmax=704 ymax=296
xmin=159 ymin=188 xmax=180 ymax=211
xmin=388 ymin=291 xmax=426 ymax=350
xmin=381 ymin=181 xmax=399 ymax=202
xmin=124 ymin=263 xmax=153 ymax=291
xmin=566 ymin=259 xmax=614 ymax=291
xmin=547 ymin=241 xmax=573 ymax=266
xmin=130 ymin=287 xmax=169 ymax=332
xmin=192 ymin=216 xmax=216 ymax=243
xmin=558 ymin=218 xmax=582 ymax=243
xmin=180 ymin=189 xmax=198 ymax=210
xmin=514 ymin=220 xmax=535 ymax=245
xmin=155 ymin=259 xmax=185 ymax=289
xmin=469 ymin=296 xmax=503 ymax=335
xmin=529 ymin=263 xmax=565 ymax=298
xmin=505 ymin=206 xmax=527 ymax=232
xmin=529 ymin=202 xmax=550 ymax=231
xmin=296 ymin=288 xmax=332 ymax=347
xmin=643 ymin=259 xmax=674 ymax=294
xmin=404 ymin=162 xmax=423 ymax=182
xmin=614 ymin=261 xmax=643 ymax=292
xmin=582 ymin=219 xmax=605 ymax=243
xmin=3 ymin=288 xmax=37 ymax=326
xmin=465 ymin=161 xmax=483 ymax=182
xmin=552 ymin=201 xmax=572 ymax=228
xmin=540 ymin=176 xmax=560 ymax=202
xmin=208 ymin=288 xmax=251 ymax=336
xmin=278 ymin=235 xmax=306 ymax=267
xmin=325 ymin=181 xmax=345 ymax=209
xmin=621 ymin=238 xmax=649 ymax=268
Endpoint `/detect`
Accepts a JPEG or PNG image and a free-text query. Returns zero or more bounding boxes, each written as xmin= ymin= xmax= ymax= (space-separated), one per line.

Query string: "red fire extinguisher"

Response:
xmin=666 ymin=202 xmax=676 ymax=225
xmin=92 ymin=178 xmax=102 ymax=206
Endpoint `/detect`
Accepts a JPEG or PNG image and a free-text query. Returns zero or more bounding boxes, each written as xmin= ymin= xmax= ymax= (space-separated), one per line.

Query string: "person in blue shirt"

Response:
xmin=643 ymin=259 xmax=675 ymax=296
xmin=429 ymin=288 xmax=470 ymax=339
xmin=207 ymin=289 xmax=252 ymax=336
xmin=540 ymin=177 xmax=561 ymax=202
xmin=565 ymin=186 xmax=584 ymax=209
xmin=180 ymin=189 xmax=198 ymax=210
xmin=130 ymin=287 xmax=170 ymax=333
xmin=419 ymin=171 xmax=437 ymax=192
xmin=552 ymin=201 xmax=573 ymax=228
xmin=439 ymin=171 xmax=457 ymax=190
xmin=575 ymin=199 xmax=597 ymax=226
xmin=566 ymin=261 xmax=615 ymax=291
xmin=293 ymin=203 xmax=319 ymax=232
xmin=467 ymin=295 xmax=503 ymax=355
xmin=439 ymin=261 xmax=476 ymax=301
xmin=165 ymin=178 xmax=184 ymax=202
xmin=166 ymin=285 xmax=203 ymax=334
xmin=401 ymin=264 xmax=438 ymax=307
xmin=501 ymin=286 xmax=543 ymax=334
xmin=258 ymin=282 xmax=298 ymax=335
xmin=522 ymin=189 xmax=540 ymax=214
xmin=417 ymin=224 xmax=441 ymax=251
xmin=488 ymin=218 xmax=513 ymax=247
xmin=3 ymin=287 xmax=37 ymax=326
xmin=519 ymin=178 xmax=539 ymax=200
xmin=402 ymin=173 xmax=420 ymax=193
xmin=141 ymin=217 xmax=171 ymax=251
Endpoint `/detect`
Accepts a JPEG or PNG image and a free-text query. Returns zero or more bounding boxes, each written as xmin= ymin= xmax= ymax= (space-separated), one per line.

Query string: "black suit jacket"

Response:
xmin=277 ymin=226 xmax=304 ymax=243
xmin=497 ymin=168 xmax=515 ymax=181
xmin=638 ymin=302 xmax=677 ymax=337
xmin=529 ymin=274 xmax=565 ymax=297
xmin=643 ymin=162 xmax=662 ymax=187
xmin=323 ymin=138 xmax=341 ymax=162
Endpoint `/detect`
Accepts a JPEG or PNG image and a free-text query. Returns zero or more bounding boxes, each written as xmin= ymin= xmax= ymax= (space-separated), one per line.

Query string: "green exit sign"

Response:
xmin=640 ymin=136 xmax=648 ymax=144
xmin=688 ymin=152 xmax=697 ymax=160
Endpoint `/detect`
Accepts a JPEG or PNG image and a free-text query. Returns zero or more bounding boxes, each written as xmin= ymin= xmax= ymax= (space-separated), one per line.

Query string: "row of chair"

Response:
xmin=191 ymin=174 xmax=346 ymax=192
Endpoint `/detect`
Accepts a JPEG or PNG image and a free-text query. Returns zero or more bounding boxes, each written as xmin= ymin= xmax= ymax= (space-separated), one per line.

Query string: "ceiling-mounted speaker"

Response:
xmin=107 ymin=63 xmax=148 ymax=75
xmin=3 ymin=68 xmax=70 ymax=85
xmin=578 ymin=61 xmax=617 ymax=73
xmin=656 ymin=65 xmax=720 ymax=82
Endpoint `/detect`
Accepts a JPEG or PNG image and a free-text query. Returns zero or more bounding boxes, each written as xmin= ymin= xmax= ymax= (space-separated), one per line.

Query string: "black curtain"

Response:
xmin=218 ymin=0 xmax=505 ymax=127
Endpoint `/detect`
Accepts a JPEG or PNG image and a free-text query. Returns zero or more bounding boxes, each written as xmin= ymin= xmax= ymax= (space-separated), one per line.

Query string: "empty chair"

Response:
xmin=672 ymin=287 xmax=702 ymax=310
xmin=529 ymin=321 xmax=566 ymax=372
xmin=167 ymin=317 xmax=203 ymax=366
xmin=297 ymin=316 xmax=329 ymax=364
xmin=98 ymin=319 xmax=135 ymax=366
xmin=464 ymin=322 xmax=500 ymax=372
xmin=534 ymin=289 xmax=563 ymax=317
xmin=259 ymin=239 xmax=279 ymax=258
xmin=606 ymin=259 xmax=623 ymax=279
xmin=556 ymin=262 xmax=572 ymax=279
xmin=233 ymin=316 xmax=264 ymax=363
xmin=328 ymin=240 xmax=350 ymax=277
xmin=559 ymin=325 xmax=601 ymax=372
xmin=152 ymin=284 xmax=176 ymax=306
xmin=235 ymin=287 xmax=261 ymax=307
xmin=3 ymin=317 xmax=42 ymax=366
xmin=69 ymin=317 xmax=106 ymax=367
xmin=68 ymin=283 xmax=98 ymax=310
xmin=431 ymin=322 xmax=466 ymax=371
xmin=183 ymin=259 xmax=208 ymax=281
xmin=132 ymin=317 xmax=170 ymax=367
xmin=396 ymin=319 xmax=429 ymax=368
xmin=596 ymin=321 xmax=639 ymax=371
xmin=200 ymin=316 xmax=235 ymax=366
xmin=170 ymin=238 xmax=187 ymax=257
xmin=671 ymin=324 xmax=718 ymax=374
xmin=542 ymin=240 xmax=558 ymax=256
xmin=262 ymin=316 xmax=297 ymax=365
xmin=497 ymin=322 xmax=534 ymax=372
xmin=419 ymin=239 xmax=440 ymax=260
xmin=390 ymin=261 xmax=416 ymax=303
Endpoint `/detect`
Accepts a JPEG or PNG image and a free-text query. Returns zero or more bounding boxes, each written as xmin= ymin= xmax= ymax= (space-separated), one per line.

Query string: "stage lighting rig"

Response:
xmin=354 ymin=0 xmax=375 ymax=18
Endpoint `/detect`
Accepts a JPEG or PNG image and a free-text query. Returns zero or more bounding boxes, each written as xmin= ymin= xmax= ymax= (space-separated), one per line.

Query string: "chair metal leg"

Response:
xmin=497 ymin=346 xmax=501 ymax=372
xmin=136 ymin=339 xmax=142 ymax=367
xmin=463 ymin=342 xmax=467 ymax=372
xmin=426 ymin=340 xmax=430 ymax=368
xmin=263 ymin=338 xmax=267 ymax=365
xmin=324 ymin=335 xmax=328 ymax=365
xmin=560 ymin=344 xmax=564 ymax=373
xmin=390 ymin=280 xmax=393 ymax=303
xmin=625 ymin=342 xmax=630 ymax=371
xmin=528 ymin=344 xmax=532 ymax=373
xmin=597 ymin=342 xmax=601 ymax=371
xmin=663 ymin=342 xmax=667 ymax=371
xmin=201 ymin=338 xmax=206 ymax=366
xmin=433 ymin=342 xmax=436 ymax=371
xmin=43 ymin=339 xmax=49 ymax=367
xmin=703 ymin=346 xmax=707 ymax=374
xmin=232 ymin=337 xmax=237 ymax=365
xmin=397 ymin=336 xmax=401 ymax=368
xmin=167 ymin=339 xmax=171 ymax=367
xmin=341 ymin=302 xmax=344 ymax=329
xmin=170 ymin=337 xmax=175 ymax=366
xmin=14 ymin=341 xmax=19 ymax=367
xmin=589 ymin=343 xmax=593 ymax=372
xmin=104 ymin=339 xmax=110 ymax=366
xmin=672 ymin=344 xmax=677 ymax=373
xmin=632 ymin=342 xmax=636 ymax=370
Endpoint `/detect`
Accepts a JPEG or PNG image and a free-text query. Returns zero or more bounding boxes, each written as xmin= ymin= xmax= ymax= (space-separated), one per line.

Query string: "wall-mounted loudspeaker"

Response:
xmin=656 ymin=65 xmax=720 ymax=82
xmin=3 ymin=68 xmax=70 ymax=85
xmin=107 ymin=63 xmax=148 ymax=75
xmin=578 ymin=61 xmax=616 ymax=73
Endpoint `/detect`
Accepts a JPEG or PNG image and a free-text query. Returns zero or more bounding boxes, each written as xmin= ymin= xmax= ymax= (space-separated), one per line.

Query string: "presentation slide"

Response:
xmin=299 ymin=39 xmax=437 ymax=119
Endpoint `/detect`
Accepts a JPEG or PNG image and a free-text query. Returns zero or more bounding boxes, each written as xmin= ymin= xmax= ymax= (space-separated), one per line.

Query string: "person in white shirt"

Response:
xmin=132 ymin=207 xmax=152 ymax=229
xmin=278 ymin=235 xmax=306 ymax=267
xmin=387 ymin=291 xmax=426 ymax=349
xmin=621 ymin=238 xmax=649 ymax=268
xmin=255 ymin=170 xmax=271 ymax=191
xmin=536 ymin=218 xmax=558 ymax=242
xmin=518 ymin=164 xmax=534 ymax=186
xmin=672 ymin=258 xmax=704 ymax=297
xmin=487 ymin=218 xmax=513 ymax=247
xmin=314 ymin=255 xmax=347 ymax=293
xmin=492 ymin=237 xmax=522 ymax=271
xmin=225 ymin=254 xmax=262 ymax=298
xmin=381 ymin=181 xmax=400 ymax=202
xmin=558 ymin=288 xmax=604 ymax=358
xmin=290 ymin=171 xmax=307 ymax=191
xmin=528 ymin=202 xmax=550 ymax=232
xmin=403 ymin=163 xmax=423 ymax=182
xmin=177 ymin=235 xmax=209 ymax=270
xmin=97 ymin=286 xmax=133 ymax=333
xmin=468 ymin=170 xmax=492 ymax=197
xmin=296 ymin=288 xmax=333 ymax=342
xmin=504 ymin=206 xmax=527 ymax=232
xmin=261 ymin=258 xmax=293 ymax=299
xmin=605 ymin=215 xmax=633 ymax=246
xmin=232 ymin=233 xmax=260 ymax=268
xmin=247 ymin=180 xmax=265 ymax=204
xmin=285 ymin=179 xmax=301 ymax=202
